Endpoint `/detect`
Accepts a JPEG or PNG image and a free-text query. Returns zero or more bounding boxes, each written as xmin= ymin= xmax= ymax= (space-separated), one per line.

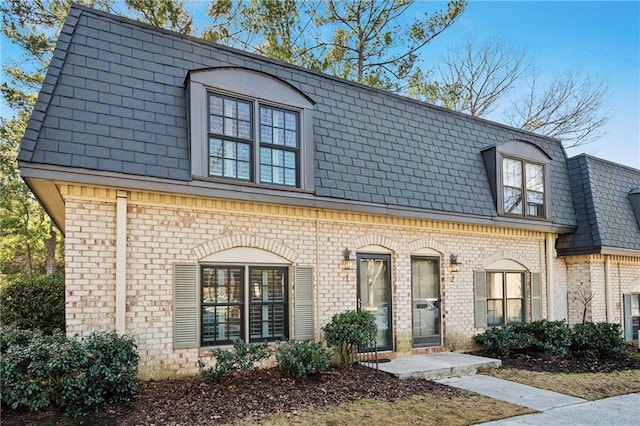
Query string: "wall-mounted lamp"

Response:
xmin=449 ymin=254 xmax=462 ymax=273
xmin=342 ymin=248 xmax=354 ymax=270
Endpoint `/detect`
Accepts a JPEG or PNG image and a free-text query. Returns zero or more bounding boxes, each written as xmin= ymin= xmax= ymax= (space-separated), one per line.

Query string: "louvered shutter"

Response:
xmin=623 ymin=294 xmax=632 ymax=342
xmin=173 ymin=264 xmax=199 ymax=348
xmin=474 ymin=271 xmax=487 ymax=328
xmin=531 ymin=272 xmax=542 ymax=321
xmin=294 ymin=266 xmax=314 ymax=340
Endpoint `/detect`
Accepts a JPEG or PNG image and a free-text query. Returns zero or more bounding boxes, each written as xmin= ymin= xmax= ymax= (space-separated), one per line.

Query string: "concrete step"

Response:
xmin=371 ymin=352 xmax=502 ymax=380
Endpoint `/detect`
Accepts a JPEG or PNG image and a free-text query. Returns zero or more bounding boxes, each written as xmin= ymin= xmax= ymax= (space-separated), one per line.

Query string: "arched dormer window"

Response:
xmin=186 ymin=67 xmax=315 ymax=191
xmin=482 ymin=140 xmax=552 ymax=220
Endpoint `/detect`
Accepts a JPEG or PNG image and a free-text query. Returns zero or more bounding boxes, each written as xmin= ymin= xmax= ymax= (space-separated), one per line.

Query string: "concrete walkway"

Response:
xmin=369 ymin=352 xmax=640 ymax=425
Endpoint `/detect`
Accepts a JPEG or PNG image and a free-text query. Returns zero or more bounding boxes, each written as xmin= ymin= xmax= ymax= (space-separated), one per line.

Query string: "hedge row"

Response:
xmin=474 ymin=320 xmax=626 ymax=359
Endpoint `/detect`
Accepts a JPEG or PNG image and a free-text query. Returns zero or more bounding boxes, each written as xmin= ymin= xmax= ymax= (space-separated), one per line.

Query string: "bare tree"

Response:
xmin=418 ymin=37 xmax=610 ymax=149
xmin=412 ymin=38 xmax=529 ymax=115
xmin=506 ymin=70 xmax=609 ymax=148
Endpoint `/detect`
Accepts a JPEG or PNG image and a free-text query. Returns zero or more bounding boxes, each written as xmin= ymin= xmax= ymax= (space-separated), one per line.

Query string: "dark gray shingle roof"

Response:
xmin=557 ymin=155 xmax=640 ymax=255
xmin=19 ymin=4 xmax=577 ymax=228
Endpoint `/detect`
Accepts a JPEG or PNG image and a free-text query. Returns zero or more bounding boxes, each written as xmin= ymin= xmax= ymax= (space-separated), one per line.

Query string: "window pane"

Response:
xmin=487 ymin=300 xmax=503 ymax=326
xmin=209 ymin=95 xmax=223 ymax=115
xmin=273 ymin=128 xmax=285 ymax=145
xmin=209 ymin=115 xmax=223 ymax=134
xmin=237 ymin=143 xmax=250 ymax=161
xmin=504 ymin=187 xmax=523 ymax=215
xmin=527 ymin=190 xmax=544 ymax=217
xmin=503 ymin=158 xmax=522 ymax=188
xmin=237 ymin=161 xmax=250 ymax=180
xmin=224 ymin=118 xmax=237 ymax=137
xmin=284 ymin=151 xmax=296 ymax=168
xmin=487 ymin=273 xmax=503 ymax=298
xmin=224 ymin=141 xmax=236 ymax=159
xmin=285 ymin=169 xmax=296 ymax=186
xmin=260 ymin=165 xmax=272 ymax=183
xmin=507 ymin=300 xmax=523 ymax=323
xmin=273 ymin=110 xmax=284 ymax=127
xmin=506 ymin=273 xmax=522 ymax=298
xmin=260 ymin=125 xmax=272 ymax=143
xmin=209 ymin=157 xmax=222 ymax=176
xmin=237 ymin=102 xmax=251 ymax=121
xmin=260 ymin=147 xmax=271 ymax=164
xmin=260 ymin=107 xmax=272 ymax=125
xmin=526 ymin=163 xmax=544 ymax=192
xmin=285 ymin=112 xmax=296 ymax=130
xmin=272 ymin=149 xmax=283 ymax=166
xmin=223 ymin=99 xmax=236 ymax=118
xmin=273 ymin=167 xmax=284 ymax=184
xmin=285 ymin=130 xmax=297 ymax=147
xmin=224 ymin=159 xmax=236 ymax=177
xmin=238 ymin=120 xmax=251 ymax=139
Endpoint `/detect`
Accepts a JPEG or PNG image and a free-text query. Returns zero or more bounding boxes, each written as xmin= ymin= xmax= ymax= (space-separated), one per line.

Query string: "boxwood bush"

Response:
xmin=0 ymin=273 xmax=65 ymax=333
xmin=571 ymin=322 xmax=625 ymax=359
xmin=0 ymin=327 xmax=139 ymax=416
xmin=276 ymin=340 xmax=332 ymax=378
xmin=323 ymin=310 xmax=376 ymax=369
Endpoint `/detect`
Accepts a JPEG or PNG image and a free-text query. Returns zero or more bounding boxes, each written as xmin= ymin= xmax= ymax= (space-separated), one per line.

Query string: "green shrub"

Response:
xmin=474 ymin=325 xmax=525 ymax=357
xmin=571 ymin=322 xmax=625 ymax=359
xmin=0 ymin=328 xmax=139 ymax=416
xmin=0 ymin=273 xmax=65 ymax=333
xmin=199 ymin=339 xmax=270 ymax=381
xmin=275 ymin=340 xmax=332 ymax=378
xmin=322 ymin=310 xmax=377 ymax=369
xmin=474 ymin=321 xmax=572 ymax=357
xmin=518 ymin=320 xmax=572 ymax=356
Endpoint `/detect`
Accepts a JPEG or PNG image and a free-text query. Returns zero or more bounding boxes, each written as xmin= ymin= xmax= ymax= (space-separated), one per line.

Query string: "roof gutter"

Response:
xmin=20 ymin=162 xmax=577 ymax=235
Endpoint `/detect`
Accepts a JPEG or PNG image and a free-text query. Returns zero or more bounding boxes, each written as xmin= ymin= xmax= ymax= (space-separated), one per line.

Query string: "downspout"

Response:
xmin=546 ymin=233 xmax=555 ymax=320
xmin=115 ymin=191 xmax=128 ymax=334
xmin=604 ymin=255 xmax=611 ymax=322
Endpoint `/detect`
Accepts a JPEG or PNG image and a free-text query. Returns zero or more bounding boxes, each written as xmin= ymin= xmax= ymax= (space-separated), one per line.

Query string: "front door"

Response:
xmin=412 ymin=257 xmax=441 ymax=347
xmin=357 ymin=254 xmax=392 ymax=351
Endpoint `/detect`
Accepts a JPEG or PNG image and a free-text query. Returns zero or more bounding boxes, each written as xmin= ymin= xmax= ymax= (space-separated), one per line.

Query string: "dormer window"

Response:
xmin=482 ymin=140 xmax=552 ymax=220
xmin=503 ymin=158 xmax=545 ymax=218
xmin=187 ymin=67 xmax=315 ymax=191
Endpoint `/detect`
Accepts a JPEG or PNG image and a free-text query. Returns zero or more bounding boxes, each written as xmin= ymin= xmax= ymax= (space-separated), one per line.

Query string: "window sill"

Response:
xmin=193 ymin=175 xmax=314 ymax=195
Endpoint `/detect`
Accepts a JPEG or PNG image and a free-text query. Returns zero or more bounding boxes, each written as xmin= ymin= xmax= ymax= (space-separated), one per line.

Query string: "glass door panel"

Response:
xmin=357 ymin=254 xmax=392 ymax=351
xmin=411 ymin=257 xmax=441 ymax=347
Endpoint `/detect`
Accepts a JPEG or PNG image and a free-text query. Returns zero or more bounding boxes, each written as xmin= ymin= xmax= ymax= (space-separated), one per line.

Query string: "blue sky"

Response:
xmin=2 ymin=1 xmax=638 ymax=168
xmin=416 ymin=0 xmax=639 ymax=168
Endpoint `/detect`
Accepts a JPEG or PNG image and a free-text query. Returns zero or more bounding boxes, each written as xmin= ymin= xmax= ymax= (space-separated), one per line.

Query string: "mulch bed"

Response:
xmin=4 ymin=354 xmax=639 ymax=425
xmin=1 ymin=365 xmax=462 ymax=425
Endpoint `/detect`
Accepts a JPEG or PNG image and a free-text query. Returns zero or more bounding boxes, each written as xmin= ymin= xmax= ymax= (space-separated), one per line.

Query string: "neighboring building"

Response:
xmin=557 ymin=155 xmax=640 ymax=340
xmin=18 ymin=5 xmax=639 ymax=378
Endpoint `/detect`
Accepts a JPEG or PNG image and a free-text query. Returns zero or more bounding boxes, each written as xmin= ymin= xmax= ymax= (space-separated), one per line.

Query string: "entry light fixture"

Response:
xmin=342 ymin=248 xmax=354 ymax=270
xmin=449 ymin=254 xmax=462 ymax=273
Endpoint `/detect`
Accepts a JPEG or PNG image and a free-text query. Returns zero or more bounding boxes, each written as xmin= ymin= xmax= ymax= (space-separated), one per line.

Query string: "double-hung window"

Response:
xmin=207 ymin=92 xmax=300 ymax=187
xmin=486 ymin=271 xmax=525 ymax=326
xmin=200 ymin=264 xmax=288 ymax=346
xmin=188 ymin=68 xmax=314 ymax=191
xmin=503 ymin=158 xmax=545 ymax=218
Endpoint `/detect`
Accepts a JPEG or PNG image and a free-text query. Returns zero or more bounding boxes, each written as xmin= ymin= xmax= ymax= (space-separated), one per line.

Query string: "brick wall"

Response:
xmin=64 ymin=189 xmax=550 ymax=378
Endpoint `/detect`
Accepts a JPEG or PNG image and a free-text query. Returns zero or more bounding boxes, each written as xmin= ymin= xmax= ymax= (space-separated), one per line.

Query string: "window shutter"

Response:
xmin=173 ymin=264 xmax=199 ymax=349
xmin=294 ymin=266 xmax=314 ymax=340
xmin=531 ymin=272 xmax=542 ymax=321
xmin=474 ymin=271 xmax=487 ymax=328
xmin=623 ymin=294 xmax=633 ymax=342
